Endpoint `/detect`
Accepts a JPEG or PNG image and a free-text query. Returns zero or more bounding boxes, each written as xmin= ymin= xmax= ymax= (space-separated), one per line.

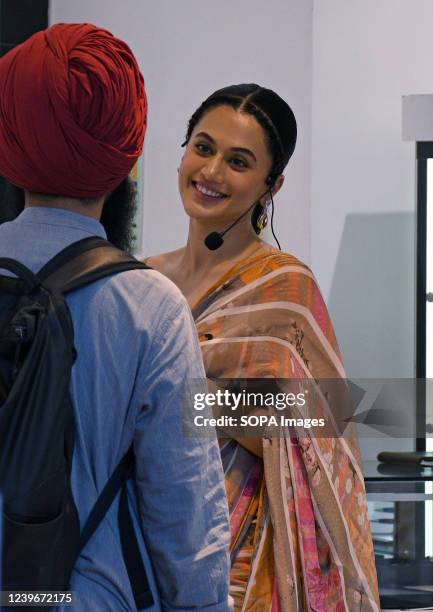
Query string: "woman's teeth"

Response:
xmin=195 ymin=182 xmax=226 ymax=198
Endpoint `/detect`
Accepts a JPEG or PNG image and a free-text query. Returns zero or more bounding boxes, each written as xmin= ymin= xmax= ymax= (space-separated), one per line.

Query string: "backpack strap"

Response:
xmin=79 ymin=451 xmax=133 ymax=553
xmin=0 ymin=259 xmax=41 ymax=292
xmin=78 ymin=449 xmax=154 ymax=610
xmin=37 ymin=236 xmax=149 ymax=294
xmin=118 ymin=484 xmax=155 ymax=609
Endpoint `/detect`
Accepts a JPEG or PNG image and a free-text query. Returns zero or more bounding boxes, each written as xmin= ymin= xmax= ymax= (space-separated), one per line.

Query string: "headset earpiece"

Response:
xmin=266 ymin=175 xmax=276 ymax=188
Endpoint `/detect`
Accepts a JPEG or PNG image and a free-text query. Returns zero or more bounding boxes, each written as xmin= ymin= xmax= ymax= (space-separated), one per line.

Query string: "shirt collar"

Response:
xmin=17 ymin=206 xmax=107 ymax=239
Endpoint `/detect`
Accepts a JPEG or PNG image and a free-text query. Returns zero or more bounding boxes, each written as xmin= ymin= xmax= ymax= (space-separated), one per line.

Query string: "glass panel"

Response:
xmin=367 ymin=478 xmax=433 ymax=609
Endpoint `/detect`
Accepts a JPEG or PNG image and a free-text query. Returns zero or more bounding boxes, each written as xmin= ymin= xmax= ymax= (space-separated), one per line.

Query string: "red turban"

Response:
xmin=0 ymin=23 xmax=147 ymax=198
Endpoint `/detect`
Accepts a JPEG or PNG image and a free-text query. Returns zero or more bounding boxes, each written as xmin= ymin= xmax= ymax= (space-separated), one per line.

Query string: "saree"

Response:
xmin=192 ymin=251 xmax=380 ymax=612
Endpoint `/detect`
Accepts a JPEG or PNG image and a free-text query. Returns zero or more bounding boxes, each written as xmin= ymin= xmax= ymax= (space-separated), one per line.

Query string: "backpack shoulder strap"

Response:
xmin=78 ymin=449 xmax=154 ymax=610
xmin=37 ymin=237 xmax=150 ymax=294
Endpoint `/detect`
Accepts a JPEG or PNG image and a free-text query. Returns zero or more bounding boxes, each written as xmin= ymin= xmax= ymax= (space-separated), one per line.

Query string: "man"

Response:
xmin=0 ymin=23 xmax=231 ymax=611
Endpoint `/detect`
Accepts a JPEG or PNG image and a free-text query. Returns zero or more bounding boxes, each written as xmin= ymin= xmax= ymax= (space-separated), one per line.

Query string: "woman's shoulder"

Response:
xmin=233 ymin=249 xmax=320 ymax=308
xmin=268 ymin=249 xmax=311 ymax=271
xmin=143 ymin=247 xmax=185 ymax=275
xmin=250 ymin=247 xmax=313 ymax=279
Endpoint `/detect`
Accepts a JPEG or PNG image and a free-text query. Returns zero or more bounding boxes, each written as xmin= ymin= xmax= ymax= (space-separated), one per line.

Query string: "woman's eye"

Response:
xmin=230 ymin=157 xmax=248 ymax=169
xmin=195 ymin=143 xmax=212 ymax=154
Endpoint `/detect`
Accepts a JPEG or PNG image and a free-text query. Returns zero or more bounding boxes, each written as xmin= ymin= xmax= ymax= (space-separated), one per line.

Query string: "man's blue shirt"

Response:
xmin=0 ymin=207 xmax=231 ymax=611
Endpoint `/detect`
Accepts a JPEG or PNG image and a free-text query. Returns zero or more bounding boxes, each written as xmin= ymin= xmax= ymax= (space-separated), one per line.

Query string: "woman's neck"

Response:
xmin=180 ymin=216 xmax=267 ymax=276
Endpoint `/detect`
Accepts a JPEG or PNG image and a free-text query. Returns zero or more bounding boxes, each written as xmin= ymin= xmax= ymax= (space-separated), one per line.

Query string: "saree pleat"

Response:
xmin=193 ymin=253 xmax=380 ymax=611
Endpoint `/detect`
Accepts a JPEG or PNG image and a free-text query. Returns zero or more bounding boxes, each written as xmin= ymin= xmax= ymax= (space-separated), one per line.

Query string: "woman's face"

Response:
xmin=178 ymin=105 xmax=273 ymax=226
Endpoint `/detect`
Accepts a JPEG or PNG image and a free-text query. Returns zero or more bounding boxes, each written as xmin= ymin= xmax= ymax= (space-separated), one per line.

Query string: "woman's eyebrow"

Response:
xmin=194 ymin=131 xmax=257 ymax=161
xmin=230 ymin=146 xmax=256 ymax=162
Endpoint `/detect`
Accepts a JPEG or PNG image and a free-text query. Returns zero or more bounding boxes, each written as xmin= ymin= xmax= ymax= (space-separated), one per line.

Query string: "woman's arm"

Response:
xmin=231 ymin=435 xmax=263 ymax=458
xmin=207 ymin=378 xmax=264 ymax=458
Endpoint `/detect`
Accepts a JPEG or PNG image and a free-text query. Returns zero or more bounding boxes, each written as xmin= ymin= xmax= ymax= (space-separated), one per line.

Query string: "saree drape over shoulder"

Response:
xmin=192 ymin=252 xmax=380 ymax=612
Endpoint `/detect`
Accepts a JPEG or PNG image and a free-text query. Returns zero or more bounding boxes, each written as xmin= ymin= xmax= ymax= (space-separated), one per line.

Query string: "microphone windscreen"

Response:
xmin=204 ymin=232 xmax=224 ymax=250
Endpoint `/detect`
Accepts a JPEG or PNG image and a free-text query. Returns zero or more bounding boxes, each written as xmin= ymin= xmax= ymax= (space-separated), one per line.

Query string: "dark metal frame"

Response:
xmin=415 ymin=142 xmax=433 ymax=452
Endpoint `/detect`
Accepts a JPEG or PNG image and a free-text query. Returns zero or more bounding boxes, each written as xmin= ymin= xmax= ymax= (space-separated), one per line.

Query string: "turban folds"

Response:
xmin=0 ymin=23 xmax=147 ymax=198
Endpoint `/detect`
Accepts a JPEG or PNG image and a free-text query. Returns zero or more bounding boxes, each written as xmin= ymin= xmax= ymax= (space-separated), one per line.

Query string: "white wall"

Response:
xmin=310 ymin=0 xmax=433 ymax=380
xmin=50 ymin=1 xmax=428 ymax=457
xmin=49 ymin=0 xmax=314 ymax=264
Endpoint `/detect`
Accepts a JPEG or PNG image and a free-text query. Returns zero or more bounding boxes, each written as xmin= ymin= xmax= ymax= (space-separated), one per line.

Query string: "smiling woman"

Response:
xmin=178 ymin=106 xmax=283 ymax=255
xmin=179 ymin=107 xmax=273 ymax=225
xmin=146 ymin=84 xmax=380 ymax=611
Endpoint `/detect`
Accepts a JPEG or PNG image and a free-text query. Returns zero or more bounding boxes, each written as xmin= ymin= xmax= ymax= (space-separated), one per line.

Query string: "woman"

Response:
xmin=147 ymin=84 xmax=380 ymax=611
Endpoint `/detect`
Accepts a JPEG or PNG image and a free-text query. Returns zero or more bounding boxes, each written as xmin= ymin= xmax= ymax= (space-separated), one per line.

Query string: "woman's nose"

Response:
xmin=201 ymin=155 xmax=224 ymax=181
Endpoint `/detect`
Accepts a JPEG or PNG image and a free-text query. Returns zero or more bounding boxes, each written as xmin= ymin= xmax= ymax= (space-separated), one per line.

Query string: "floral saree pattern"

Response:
xmin=192 ymin=252 xmax=380 ymax=612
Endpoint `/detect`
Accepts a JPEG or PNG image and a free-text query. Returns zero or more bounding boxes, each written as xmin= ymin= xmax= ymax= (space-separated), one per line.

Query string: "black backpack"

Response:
xmin=0 ymin=236 xmax=154 ymax=610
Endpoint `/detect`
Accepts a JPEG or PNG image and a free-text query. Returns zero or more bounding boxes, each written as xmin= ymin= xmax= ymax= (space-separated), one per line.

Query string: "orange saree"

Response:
xmin=192 ymin=252 xmax=380 ymax=612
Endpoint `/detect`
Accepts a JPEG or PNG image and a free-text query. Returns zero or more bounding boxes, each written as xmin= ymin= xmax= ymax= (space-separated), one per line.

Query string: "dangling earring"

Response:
xmin=256 ymin=203 xmax=269 ymax=231
xmin=251 ymin=202 xmax=270 ymax=235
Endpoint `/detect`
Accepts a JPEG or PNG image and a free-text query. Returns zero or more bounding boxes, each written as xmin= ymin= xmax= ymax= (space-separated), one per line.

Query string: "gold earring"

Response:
xmin=256 ymin=205 xmax=269 ymax=231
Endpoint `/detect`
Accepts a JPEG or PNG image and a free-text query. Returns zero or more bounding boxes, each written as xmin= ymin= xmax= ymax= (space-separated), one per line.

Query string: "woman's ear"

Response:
xmin=271 ymin=174 xmax=284 ymax=198
xmin=261 ymin=174 xmax=285 ymax=205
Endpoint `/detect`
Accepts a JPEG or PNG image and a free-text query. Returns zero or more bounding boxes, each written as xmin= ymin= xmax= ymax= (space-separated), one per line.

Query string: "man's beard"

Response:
xmin=0 ymin=177 xmax=138 ymax=253
xmin=100 ymin=177 xmax=138 ymax=253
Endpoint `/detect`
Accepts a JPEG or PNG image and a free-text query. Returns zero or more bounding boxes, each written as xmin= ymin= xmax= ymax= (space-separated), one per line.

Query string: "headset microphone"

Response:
xmin=204 ymin=178 xmax=275 ymax=251
xmin=204 ymin=231 xmax=224 ymax=251
xmin=204 ymin=201 xmax=258 ymax=251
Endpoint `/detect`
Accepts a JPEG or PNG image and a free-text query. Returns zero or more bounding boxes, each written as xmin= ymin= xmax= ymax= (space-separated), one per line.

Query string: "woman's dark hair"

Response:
xmin=0 ymin=177 xmax=138 ymax=253
xmin=182 ymin=83 xmax=297 ymax=187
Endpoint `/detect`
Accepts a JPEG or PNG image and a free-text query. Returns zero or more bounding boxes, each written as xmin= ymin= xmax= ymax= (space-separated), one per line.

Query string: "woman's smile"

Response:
xmin=191 ymin=180 xmax=228 ymax=203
